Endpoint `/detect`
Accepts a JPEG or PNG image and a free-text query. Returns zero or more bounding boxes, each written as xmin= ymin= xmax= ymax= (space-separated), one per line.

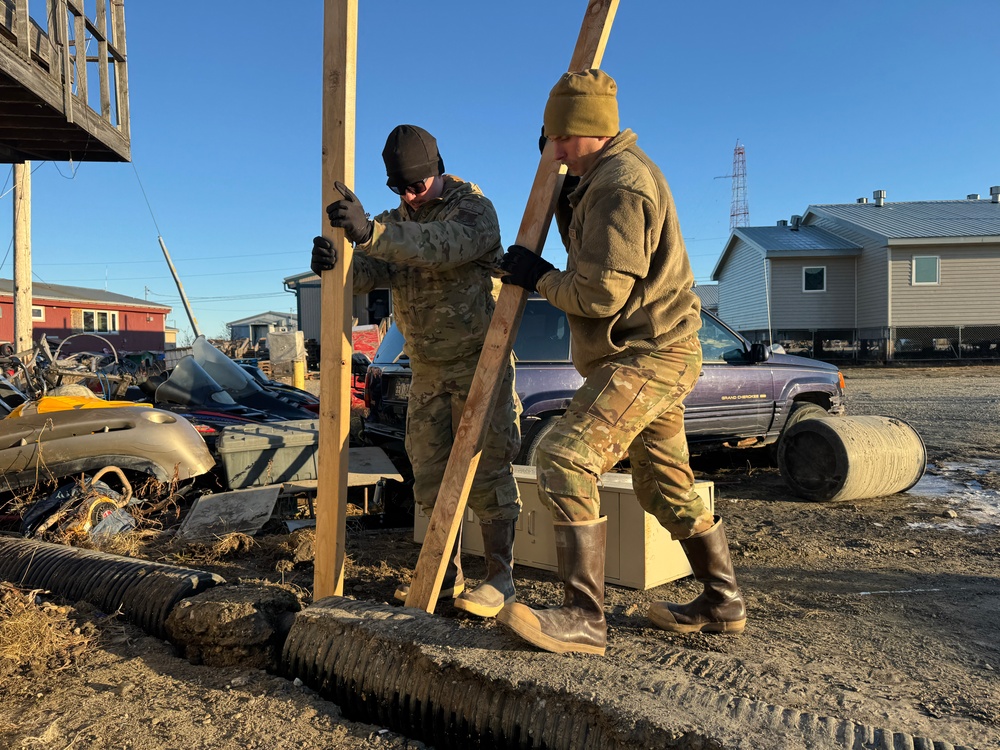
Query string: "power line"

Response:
xmin=31 ymin=249 xmax=295 ymax=266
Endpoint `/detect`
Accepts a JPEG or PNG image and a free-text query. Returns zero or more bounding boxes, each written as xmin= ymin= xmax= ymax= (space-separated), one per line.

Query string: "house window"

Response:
xmin=912 ymin=256 xmax=940 ymax=285
xmin=83 ymin=310 xmax=119 ymax=333
xmin=803 ymin=266 xmax=826 ymax=292
xmin=31 ymin=306 xmax=45 ymax=322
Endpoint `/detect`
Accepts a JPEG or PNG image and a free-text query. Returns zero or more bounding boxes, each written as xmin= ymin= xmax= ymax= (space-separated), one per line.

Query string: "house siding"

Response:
xmin=769 ymin=257 xmax=856 ymax=328
xmin=806 ymin=216 xmax=888 ymax=328
xmin=0 ymin=297 xmax=167 ymax=353
xmin=297 ymin=283 xmax=322 ymax=342
xmin=889 ymin=243 xmax=1000 ymax=326
xmin=716 ymin=239 xmax=769 ymax=330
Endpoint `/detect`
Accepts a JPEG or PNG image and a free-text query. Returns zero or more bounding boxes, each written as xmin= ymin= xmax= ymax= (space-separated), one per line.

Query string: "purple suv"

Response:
xmin=362 ymin=297 xmax=845 ymax=466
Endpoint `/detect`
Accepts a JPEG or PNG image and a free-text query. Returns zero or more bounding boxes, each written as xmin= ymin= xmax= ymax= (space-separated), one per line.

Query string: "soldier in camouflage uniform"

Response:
xmin=497 ymin=71 xmax=746 ymax=655
xmin=311 ymin=125 xmax=521 ymax=618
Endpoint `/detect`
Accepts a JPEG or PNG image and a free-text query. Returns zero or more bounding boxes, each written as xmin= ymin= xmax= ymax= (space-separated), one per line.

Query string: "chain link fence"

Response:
xmin=740 ymin=326 xmax=1000 ymax=363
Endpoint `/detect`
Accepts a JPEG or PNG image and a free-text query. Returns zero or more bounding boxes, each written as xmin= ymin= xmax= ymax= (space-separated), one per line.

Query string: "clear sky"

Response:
xmin=2 ymin=1 xmax=997 ymax=344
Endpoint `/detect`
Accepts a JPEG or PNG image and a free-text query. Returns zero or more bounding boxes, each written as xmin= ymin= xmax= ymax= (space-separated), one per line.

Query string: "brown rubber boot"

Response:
xmin=648 ymin=516 xmax=746 ymax=634
xmin=454 ymin=520 xmax=516 ymax=618
xmin=394 ymin=526 xmax=465 ymax=603
xmin=496 ymin=517 xmax=607 ymax=655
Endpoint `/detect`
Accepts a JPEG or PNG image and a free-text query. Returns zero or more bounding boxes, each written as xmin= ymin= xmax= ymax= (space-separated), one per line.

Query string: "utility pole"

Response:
xmin=13 ymin=163 xmax=32 ymax=359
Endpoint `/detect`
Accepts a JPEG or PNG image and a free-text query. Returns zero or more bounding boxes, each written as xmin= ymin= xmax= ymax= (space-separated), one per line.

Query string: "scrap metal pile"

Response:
xmin=0 ymin=334 xmax=323 ymax=544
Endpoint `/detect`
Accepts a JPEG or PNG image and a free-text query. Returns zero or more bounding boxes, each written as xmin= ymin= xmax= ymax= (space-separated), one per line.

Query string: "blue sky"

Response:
xmin=2 ymin=1 xmax=997 ymax=343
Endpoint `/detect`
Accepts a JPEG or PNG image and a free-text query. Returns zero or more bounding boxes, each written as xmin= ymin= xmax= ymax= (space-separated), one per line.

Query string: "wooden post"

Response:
xmin=404 ymin=0 xmax=620 ymax=613
xmin=313 ymin=0 xmax=357 ymax=600
xmin=13 ymin=162 xmax=32 ymax=359
xmin=111 ymin=0 xmax=130 ymax=135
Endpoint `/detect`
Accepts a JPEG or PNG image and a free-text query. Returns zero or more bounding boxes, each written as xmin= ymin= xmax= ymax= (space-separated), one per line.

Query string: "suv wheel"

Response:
xmin=520 ymin=416 xmax=559 ymax=467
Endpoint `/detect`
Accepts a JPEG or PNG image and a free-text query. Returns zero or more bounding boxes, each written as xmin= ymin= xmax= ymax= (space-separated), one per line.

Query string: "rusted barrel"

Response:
xmin=777 ymin=415 xmax=926 ymax=502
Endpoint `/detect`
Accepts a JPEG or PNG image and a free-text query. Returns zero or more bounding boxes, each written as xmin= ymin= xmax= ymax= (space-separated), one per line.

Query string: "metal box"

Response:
xmin=217 ymin=419 xmax=319 ymax=489
xmin=415 ymin=466 xmax=714 ymax=590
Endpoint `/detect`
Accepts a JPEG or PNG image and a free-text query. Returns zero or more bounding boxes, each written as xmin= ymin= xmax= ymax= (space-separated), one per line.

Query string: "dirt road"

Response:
xmin=1 ymin=366 xmax=998 ymax=749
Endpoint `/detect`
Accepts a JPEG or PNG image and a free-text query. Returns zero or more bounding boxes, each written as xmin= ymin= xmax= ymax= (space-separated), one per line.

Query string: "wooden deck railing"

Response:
xmin=0 ymin=0 xmax=130 ymax=159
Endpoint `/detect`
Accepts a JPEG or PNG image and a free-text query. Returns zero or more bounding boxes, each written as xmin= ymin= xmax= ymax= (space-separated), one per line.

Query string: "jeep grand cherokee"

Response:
xmin=362 ymin=297 xmax=845 ymax=467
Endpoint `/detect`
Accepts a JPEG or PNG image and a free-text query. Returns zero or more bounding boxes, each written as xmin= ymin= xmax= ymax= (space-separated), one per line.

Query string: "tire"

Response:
xmin=519 ymin=416 xmax=559 ymax=467
xmin=21 ymin=479 xmax=122 ymax=537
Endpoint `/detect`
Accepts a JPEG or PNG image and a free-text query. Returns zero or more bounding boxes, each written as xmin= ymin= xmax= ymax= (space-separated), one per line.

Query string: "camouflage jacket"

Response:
xmin=352 ymin=175 xmax=503 ymax=365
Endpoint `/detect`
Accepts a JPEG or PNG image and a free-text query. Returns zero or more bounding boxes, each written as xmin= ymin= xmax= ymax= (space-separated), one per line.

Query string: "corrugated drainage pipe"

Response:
xmin=283 ymin=597 xmax=976 ymax=750
xmin=0 ymin=537 xmax=224 ymax=640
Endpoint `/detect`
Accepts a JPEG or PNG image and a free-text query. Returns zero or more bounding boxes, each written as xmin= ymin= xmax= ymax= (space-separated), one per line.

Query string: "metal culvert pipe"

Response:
xmin=0 ymin=537 xmax=225 ymax=639
xmin=778 ymin=415 xmax=926 ymax=502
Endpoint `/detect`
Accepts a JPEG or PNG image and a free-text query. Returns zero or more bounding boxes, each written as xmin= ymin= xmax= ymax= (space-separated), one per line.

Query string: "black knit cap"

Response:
xmin=382 ymin=124 xmax=445 ymax=188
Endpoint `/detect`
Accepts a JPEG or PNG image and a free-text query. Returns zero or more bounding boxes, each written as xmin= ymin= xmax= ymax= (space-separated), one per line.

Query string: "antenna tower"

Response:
xmin=729 ymin=139 xmax=749 ymax=231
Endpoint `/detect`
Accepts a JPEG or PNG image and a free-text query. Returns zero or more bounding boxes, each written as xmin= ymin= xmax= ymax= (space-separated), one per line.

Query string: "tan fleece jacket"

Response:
xmin=536 ymin=129 xmax=701 ymax=376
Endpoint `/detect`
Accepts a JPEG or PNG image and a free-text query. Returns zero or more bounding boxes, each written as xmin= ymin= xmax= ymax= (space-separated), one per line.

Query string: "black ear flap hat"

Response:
xmin=382 ymin=124 xmax=445 ymax=188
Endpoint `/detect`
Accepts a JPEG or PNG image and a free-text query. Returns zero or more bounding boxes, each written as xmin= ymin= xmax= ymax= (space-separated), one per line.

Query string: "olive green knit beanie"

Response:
xmin=543 ymin=69 xmax=619 ymax=138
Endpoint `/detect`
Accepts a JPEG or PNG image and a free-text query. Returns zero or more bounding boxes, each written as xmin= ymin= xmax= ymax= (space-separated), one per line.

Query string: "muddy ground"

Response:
xmin=1 ymin=365 xmax=998 ymax=749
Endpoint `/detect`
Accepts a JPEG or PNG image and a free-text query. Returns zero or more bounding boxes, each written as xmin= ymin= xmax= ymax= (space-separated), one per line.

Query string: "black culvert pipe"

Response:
xmin=0 ymin=537 xmax=224 ymax=639
xmin=283 ymin=597 xmax=976 ymax=750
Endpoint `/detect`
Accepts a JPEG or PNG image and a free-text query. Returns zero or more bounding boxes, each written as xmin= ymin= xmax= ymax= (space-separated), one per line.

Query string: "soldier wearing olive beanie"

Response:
xmin=498 ymin=69 xmax=746 ymax=656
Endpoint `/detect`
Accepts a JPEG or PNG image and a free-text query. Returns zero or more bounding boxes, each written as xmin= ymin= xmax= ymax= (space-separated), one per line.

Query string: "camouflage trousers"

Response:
xmin=534 ymin=336 xmax=709 ymax=539
xmin=405 ymin=357 xmax=522 ymax=522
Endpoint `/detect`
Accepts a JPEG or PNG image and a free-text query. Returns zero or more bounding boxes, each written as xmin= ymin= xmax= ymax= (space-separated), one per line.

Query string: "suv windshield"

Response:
xmin=372 ymin=324 xmax=408 ymax=365
xmin=372 ymin=298 xmax=574 ymax=365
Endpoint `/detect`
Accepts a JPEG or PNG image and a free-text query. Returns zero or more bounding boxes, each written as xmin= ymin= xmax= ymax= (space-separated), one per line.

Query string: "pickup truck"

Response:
xmin=361 ymin=297 xmax=845 ymax=467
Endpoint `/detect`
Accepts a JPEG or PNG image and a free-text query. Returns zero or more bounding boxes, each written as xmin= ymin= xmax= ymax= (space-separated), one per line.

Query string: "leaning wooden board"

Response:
xmin=404 ymin=0 xmax=621 ymax=613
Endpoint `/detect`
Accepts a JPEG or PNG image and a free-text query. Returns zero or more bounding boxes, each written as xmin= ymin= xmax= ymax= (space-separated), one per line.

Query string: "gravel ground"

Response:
xmin=1 ymin=365 xmax=998 ymax=749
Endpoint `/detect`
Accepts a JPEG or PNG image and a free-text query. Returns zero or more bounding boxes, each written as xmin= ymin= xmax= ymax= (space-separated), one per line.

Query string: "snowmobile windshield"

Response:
xmin=154 ymin=356 xmax=237 ymax=407
xmin=193 ymin=336 xmax=262 ymax=397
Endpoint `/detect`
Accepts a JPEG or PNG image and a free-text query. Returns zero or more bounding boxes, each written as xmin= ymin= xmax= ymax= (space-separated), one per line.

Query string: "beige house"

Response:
xmin=712 ymin=188 xmax=1000 ymax=360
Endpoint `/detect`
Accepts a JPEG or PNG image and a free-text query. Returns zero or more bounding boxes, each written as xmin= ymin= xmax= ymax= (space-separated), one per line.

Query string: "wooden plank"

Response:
xmin=96 ymin=0 xmax=110 ymax=120
xmin=73 ymin=12 xmax=86 ymax=104
xmin=312 ymin=0 xmax=357 ymax=600
xmin=404 ymin=0 xmax=620 ymax=613
xmin=58 ymin=0 xmax=73 ymax=122
xmin=14 ymin=0 xmax=29 ymax=56
xmin=110 ymin=0 xmax=129 ymax=135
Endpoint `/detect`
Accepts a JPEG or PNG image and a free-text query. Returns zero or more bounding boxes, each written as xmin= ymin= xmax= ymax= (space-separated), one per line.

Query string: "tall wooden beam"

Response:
xmin=404 ymin=0 xmax=620 ymax=613
xmin=313 ymin=0 xmax=357 ymax=600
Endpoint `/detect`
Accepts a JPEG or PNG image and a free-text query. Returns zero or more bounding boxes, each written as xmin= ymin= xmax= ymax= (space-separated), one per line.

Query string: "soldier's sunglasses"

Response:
xmin=389 ymin=177 xmax=430 ymax=196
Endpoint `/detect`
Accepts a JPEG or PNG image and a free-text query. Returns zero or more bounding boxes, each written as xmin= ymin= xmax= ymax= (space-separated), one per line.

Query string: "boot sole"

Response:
xmin=648 ymin=612 xmax=747 ymax=635
xmin=394 ymin=583 xmax=465 ymax=604
xmin=496 ymin=608 xmax=606 ymax=656
xmin=453 ymin=594 xmax=514 ymax=619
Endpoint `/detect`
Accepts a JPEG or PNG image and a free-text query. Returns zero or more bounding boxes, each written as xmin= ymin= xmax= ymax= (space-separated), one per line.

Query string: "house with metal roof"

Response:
xmin=0 ymin=279 xmax=170 ymax=354
xmin=712 ymin=188 xmax=1000 ymax=360
xmin=226 ymin=311 xmax=298 ymax=343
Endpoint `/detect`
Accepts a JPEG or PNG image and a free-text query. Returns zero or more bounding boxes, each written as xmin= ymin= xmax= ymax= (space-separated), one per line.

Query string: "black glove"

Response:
xmin=500 ymin=245 xmax=556 ymax=293
xmin=311 ymin=236 xmax=336 ymax=276
xmin=326 ymin=180 xmax=373 ymax=245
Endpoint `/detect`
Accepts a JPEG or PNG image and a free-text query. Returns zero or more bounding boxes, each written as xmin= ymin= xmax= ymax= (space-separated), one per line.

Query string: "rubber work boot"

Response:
xmin=454 ymin=520 xmax=516 ymax=618
xmin=394 ymin=527 xmax=465 ymax=603
xmin=648 ymin=516 xmax=746 ymax=634
xmin=496 ymin=517 xmax=607 ymax=655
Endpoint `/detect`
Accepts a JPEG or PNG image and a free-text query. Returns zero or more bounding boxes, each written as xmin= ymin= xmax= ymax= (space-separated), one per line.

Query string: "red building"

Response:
xmin=0 ymin=280 xmax=171 ymax=354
